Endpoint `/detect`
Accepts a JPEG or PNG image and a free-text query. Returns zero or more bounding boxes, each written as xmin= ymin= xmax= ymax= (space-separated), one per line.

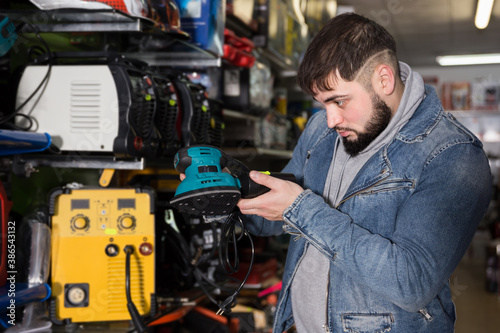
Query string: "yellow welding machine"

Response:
xmin=49 ymin=187 xmax=155 ymax=324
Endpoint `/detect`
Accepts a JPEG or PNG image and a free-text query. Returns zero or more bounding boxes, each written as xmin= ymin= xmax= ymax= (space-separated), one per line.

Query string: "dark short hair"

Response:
xmin=297 ymin=13 xmax=399 ymax=95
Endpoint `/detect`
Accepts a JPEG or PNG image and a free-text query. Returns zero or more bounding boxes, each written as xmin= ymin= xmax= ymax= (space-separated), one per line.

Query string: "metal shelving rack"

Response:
xmin=0 ymin=9 xmax=294 ymax=175
xmin=4 ymin=9 xmax=150 ymax=32
xmin=223 ymin=110 xmax=294 ymax=159
xmin=10 ymin=154 xmax=144 ymax=177
xmin=0 ymin=8 xmax=222 ymax=173
xmin=3 ymin=9 xmax=220 ymax=68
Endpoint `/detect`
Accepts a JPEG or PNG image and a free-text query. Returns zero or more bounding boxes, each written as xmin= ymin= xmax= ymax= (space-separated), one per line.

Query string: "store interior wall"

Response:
xmin=413 ymin=65 xmax=500 ymax=87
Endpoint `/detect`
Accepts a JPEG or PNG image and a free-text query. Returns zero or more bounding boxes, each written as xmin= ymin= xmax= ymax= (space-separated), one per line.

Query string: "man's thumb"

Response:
xmin=250 ymin=171 xmax=270 ymax=185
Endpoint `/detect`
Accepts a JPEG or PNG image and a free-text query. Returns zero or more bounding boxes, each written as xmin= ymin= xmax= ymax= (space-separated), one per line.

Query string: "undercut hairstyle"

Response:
xmin=297 ymin=13 xmax=400 ymax=95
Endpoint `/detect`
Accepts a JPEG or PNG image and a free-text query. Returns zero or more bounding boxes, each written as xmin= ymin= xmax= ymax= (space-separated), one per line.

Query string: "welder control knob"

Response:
xmin=67 ymin=286 xmax=86 ymax=306
xmin=72 ymin=216 xmax=89 ymax=230
xmin=118 ymin=215 xmax=136 ymax=230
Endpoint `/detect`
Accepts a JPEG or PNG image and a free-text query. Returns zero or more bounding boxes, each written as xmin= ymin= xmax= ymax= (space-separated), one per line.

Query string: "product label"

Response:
xmin=224 ymin=69 xmax=240 ymax=96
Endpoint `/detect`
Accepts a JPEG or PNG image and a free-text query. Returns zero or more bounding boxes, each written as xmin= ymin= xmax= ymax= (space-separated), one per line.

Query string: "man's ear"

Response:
xmin=372 ymin=64 xmax=396 ymax=96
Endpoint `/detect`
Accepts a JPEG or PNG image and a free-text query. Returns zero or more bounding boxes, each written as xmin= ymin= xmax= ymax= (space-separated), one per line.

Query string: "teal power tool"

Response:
xmin=170 ymin=145 xmax=296 ymax=216
xmin=0 ymin=16 xmax=18 ymax=56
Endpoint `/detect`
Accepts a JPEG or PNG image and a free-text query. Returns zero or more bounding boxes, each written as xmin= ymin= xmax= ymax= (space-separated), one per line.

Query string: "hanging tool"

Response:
xmin=0 ymin=16 xmax=17 ymax=57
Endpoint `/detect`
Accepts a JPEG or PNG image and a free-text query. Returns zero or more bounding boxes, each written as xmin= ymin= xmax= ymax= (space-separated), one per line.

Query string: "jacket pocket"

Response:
xmin=341 ymin=313 xmax=394 ymax=333
xmin=360 ymin=179 xmax=414 ymax=195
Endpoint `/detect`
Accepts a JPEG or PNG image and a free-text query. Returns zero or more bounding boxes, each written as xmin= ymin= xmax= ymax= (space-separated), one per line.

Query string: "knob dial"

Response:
xmin=118 ymin=214 xmax=136 ymax=230
xmin=71 ymin=215 xmax=89 ymax=231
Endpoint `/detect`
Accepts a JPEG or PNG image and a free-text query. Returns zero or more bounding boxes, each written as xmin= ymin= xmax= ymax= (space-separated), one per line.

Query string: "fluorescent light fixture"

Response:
xmin=475 ymin=0 xmax=495 ymax=29
xmin=436 ymin=53 xmax=500 ymax=66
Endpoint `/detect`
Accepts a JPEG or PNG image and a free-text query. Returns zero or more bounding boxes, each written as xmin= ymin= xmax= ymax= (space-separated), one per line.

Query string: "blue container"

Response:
xmin=178 ymin=0 xmax=225 ymax=55
xmin=0 ymin=130 xmax=51 ymax=156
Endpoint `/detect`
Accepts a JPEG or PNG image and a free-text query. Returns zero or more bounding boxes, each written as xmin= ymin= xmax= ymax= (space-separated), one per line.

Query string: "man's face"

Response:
xmin=313 ymin=75 xmax=393 ymax=156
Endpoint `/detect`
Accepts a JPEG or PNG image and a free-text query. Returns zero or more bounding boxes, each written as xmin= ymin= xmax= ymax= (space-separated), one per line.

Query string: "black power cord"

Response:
xmin=216 ymin=211 xmax=254 ymax=315
xmin=0 ymin=25 xmax=53 ymax=130
xmin=124 ymin=245 xmax=148 ymax=333
xmin=157 ymin=209 xmax=255 ymax=317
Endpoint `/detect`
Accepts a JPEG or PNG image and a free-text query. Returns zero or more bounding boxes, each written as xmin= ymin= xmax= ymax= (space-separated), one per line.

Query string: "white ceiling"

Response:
xmin=336 ymin=0 xmax=500 ymax=67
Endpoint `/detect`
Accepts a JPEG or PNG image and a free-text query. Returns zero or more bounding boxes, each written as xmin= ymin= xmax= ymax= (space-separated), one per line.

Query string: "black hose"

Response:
xmin=124 ymin=245 xmax=148 ymax=333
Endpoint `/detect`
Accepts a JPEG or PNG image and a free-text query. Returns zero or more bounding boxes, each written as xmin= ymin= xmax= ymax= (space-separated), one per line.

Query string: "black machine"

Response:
xmin=14 ymin=52 xmax=222 ymax=158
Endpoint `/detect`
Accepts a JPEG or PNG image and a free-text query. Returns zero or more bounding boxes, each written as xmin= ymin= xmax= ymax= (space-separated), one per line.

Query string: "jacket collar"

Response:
xmin=394 ymin=85 xmax=443 ymax=143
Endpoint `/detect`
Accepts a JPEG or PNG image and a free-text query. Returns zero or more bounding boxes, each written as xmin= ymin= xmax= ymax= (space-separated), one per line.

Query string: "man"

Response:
xmin=237 ymin=13 xmax=492 ymax=332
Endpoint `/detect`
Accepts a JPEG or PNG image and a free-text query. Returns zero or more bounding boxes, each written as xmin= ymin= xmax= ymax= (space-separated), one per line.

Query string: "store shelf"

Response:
xmin=125 ymin=38 xmax=221 ymax=67
xmin=125 ymin=51 xmax=221 ymax=67
xmin=225 ymin=14 xmax=254 ymax=39
xmin=3 ymin=9 xmax=219 ymax=68
xmin=257 ymin=47 xmax=294 ymax=72
xmin=223 ymin=109 xmax=261 ymax=122
xmin=223 ymin=110 xmax=292 ymax=159
xmin=4 ymin=9 xmax=155 ymax=33
xmin=11 ymin=154 xmax=144 ymax=177
xmin=258 ymin=147 xmax=293 ymax=158
xmin=224 ymin=146 xmax=293 ymax=159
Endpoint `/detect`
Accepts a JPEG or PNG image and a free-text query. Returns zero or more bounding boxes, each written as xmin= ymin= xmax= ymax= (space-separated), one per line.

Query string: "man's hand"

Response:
xmin=237 ymin=171 xmax=303 ymax=221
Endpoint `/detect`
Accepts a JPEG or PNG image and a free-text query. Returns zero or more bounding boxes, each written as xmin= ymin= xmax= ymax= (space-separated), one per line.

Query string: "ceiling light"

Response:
xmin=475 ymin=0 xmax=495 ymax=29
xmin=436 ymin=53 xmax=500 ymax=66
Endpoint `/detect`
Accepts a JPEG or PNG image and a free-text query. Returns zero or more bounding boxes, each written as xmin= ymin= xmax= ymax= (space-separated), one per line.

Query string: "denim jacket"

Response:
xmin=244 ymin=86 xmax=492 ymax=332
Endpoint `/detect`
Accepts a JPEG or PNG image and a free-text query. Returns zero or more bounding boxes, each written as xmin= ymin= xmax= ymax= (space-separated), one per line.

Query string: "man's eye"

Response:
xmin=335 ymin=100 xmax=345 ymax=107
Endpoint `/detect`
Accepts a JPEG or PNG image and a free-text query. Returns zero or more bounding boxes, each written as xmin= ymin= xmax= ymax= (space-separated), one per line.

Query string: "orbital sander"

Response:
xmin=170 ymin=145 xmax=295 ymax=216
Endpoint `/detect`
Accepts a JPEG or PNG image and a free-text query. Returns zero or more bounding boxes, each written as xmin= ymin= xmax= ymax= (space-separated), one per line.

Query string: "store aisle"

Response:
xmin=452 ymin=259 xmax=500 ymax=332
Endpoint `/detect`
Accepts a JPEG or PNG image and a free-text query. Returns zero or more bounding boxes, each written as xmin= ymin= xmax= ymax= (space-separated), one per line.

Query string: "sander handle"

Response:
xmin=242 ymin=172 xmax=296 ymax=199
xmin=173 ymin=146 xmax=193 ymax=173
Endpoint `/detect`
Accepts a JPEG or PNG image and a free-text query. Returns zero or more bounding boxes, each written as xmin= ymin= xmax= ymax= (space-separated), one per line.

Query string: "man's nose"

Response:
xmin=326 ymin=107 xmax=344 ymax=129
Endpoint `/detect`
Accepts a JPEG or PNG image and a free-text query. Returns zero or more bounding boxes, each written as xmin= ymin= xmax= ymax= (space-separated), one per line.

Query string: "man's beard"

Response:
xmin=340 ymin=94 xmax=393 ymax=157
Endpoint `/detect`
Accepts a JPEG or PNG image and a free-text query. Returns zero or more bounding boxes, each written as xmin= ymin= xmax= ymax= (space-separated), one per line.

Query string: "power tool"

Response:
xmin=0 ymin=16 xmax=17 ymax=57
xmin=169 ymin=145 xmax=295 ymax=216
